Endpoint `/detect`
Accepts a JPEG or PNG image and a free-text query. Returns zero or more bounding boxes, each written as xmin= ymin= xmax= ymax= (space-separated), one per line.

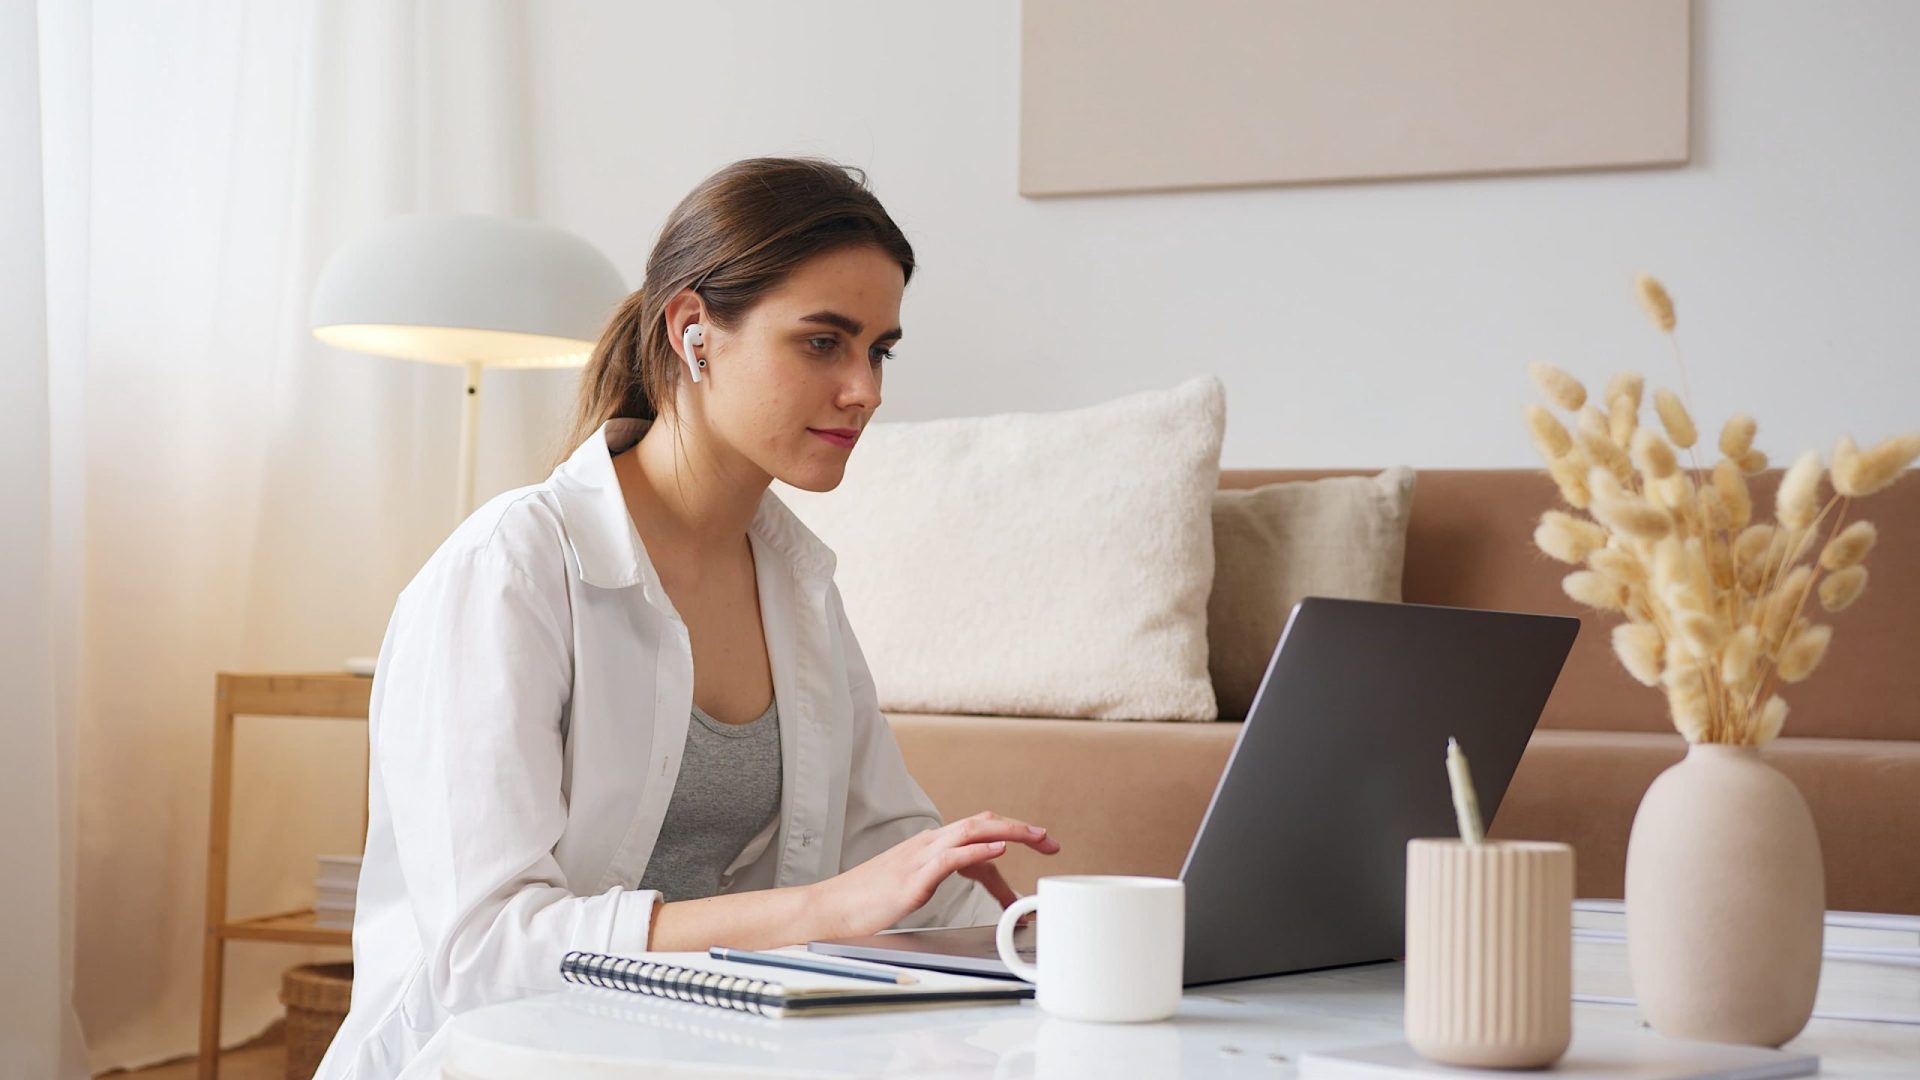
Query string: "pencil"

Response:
xmin=708 ymin=946 xmax=920 ymax=985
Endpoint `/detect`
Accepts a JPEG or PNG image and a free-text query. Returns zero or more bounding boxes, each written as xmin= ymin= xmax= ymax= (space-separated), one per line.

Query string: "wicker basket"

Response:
xmin=280 ymin=962 xmax=353 ymax=1080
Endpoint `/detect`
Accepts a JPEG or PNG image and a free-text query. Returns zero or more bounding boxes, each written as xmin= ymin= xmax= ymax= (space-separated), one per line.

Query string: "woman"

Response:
xmin=317 ymin=157 xmax=1060 ymax=1079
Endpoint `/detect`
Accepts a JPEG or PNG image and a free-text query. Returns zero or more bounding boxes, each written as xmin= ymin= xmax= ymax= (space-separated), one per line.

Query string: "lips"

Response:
xmin=809 ymin=428 xmax=858 ymax=449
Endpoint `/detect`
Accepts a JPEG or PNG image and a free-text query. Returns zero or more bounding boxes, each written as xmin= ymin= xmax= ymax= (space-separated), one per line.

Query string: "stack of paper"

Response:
xmin=314 ymin=854 xmax=361 ymax=930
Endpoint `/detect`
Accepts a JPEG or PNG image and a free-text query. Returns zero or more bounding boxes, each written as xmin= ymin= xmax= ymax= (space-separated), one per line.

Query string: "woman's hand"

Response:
xmin=809 ymin=811 xmax=1060 ymax=939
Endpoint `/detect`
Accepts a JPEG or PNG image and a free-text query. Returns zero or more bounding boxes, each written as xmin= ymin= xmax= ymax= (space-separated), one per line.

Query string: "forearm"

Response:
xmin=647 ymin=882 xmax=845 ymax=952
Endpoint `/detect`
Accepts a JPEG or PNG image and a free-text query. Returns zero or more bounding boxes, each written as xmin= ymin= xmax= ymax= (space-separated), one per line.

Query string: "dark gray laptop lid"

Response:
xmin=1179 ymin=597 xmax=1577 ymax=984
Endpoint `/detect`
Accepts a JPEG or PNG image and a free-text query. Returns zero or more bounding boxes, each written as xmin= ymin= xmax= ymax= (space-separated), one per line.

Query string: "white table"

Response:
xmin=439 ymin=941 xmax=1919 ymax=1079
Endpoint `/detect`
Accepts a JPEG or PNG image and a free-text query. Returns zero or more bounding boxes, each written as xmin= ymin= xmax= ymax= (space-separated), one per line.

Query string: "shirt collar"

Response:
xmin=547 ymin=417 xmax=838 ymax=591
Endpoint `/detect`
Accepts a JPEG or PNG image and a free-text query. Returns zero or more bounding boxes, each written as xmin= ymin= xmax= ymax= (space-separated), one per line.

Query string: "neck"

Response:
xmin=618 ymin=417 xmax=769 ymax=577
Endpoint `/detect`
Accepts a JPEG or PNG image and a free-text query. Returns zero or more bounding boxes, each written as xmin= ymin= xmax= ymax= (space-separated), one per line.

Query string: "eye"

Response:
xmin=871 ymin=346 xmax=895 ymax=365
xmin=806 ymin=336 xmax=838 ymax=353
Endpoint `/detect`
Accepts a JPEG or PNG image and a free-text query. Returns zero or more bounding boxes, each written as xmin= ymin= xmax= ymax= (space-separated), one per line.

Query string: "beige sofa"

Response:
xmin=887 ymin=468 xmax=1920 ymax=915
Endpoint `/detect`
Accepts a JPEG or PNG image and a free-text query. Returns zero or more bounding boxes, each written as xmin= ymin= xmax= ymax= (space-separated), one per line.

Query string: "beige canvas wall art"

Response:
xmin=1019 ymin=0 xmax=1692 ymax=197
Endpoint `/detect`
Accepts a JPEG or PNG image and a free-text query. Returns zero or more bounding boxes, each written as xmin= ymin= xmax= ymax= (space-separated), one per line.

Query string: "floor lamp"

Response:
xmin=309 ymin=212 xmax=628 ymax=521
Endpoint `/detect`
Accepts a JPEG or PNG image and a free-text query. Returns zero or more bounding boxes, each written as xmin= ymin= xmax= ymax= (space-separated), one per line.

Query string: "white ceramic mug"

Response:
xmin=994 ymin=875 xmax=1184 ymax=1022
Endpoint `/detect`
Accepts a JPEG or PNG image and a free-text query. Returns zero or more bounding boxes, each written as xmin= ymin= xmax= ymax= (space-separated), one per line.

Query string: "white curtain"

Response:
xmin=3 ymin=0 xmax=87 ymax=1073
xmin=19 ymin=1 xmax=585 ymax=1070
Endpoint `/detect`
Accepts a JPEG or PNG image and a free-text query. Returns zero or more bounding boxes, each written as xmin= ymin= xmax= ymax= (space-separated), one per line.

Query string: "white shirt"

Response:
xmin=316 ymin=418 xmax=1000 ymax=1080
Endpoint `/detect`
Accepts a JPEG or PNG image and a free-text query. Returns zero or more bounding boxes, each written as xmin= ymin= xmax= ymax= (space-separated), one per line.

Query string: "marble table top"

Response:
xmin=439 ymin=940 xmax=1919 ymax=1079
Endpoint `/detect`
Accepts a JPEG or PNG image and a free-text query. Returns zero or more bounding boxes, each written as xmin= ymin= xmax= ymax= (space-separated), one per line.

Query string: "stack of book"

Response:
xmin=313 ymin=854 xmax=361 ymax=930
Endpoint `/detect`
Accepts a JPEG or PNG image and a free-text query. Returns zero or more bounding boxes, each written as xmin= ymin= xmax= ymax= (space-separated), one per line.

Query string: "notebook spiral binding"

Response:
xmin=560 ymin=950 xmax=782 ymax=1017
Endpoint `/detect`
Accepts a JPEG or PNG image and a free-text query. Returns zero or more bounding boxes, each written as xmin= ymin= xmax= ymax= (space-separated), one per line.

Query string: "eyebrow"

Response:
xmin=798 ymin=310 xmax=903 ymax=342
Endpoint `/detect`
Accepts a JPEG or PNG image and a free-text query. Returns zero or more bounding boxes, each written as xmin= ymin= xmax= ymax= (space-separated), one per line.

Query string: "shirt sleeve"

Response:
xmin=371 ymin=543 xmax=662 ymax=1013
xmin=829 ymin=582 xmax=1005 ymax=930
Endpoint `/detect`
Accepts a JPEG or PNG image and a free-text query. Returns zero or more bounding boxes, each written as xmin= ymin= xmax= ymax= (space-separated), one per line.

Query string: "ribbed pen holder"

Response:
xmin=1405 ymin=839 xmax=1574 ymax=1069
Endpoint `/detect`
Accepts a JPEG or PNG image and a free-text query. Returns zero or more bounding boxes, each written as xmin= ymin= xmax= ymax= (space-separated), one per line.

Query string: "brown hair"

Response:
xmin=556 ymin=157 xmax=915 ymax=465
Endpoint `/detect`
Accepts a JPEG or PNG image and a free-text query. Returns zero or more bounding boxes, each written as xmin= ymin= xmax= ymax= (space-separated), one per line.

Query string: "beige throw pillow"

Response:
xmin=1208 ymin=468 xmax=1418 ymax=720
xmin=773 ymin=375 xmax=1225 ymax=721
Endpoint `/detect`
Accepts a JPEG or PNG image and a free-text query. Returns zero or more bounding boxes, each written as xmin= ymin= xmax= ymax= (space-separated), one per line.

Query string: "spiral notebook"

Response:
xmin=559 ymin=949 xmax=1032 ymax=1018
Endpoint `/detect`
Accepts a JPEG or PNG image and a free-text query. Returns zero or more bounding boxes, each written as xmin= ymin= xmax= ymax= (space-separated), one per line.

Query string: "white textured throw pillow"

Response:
xmin=773 ymin=375 xmax=1225 ymax=721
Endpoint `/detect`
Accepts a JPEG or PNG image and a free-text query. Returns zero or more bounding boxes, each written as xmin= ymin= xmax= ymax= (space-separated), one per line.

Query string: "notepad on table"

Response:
xmin=559 ymin=949 xmax=1031 ymax=1019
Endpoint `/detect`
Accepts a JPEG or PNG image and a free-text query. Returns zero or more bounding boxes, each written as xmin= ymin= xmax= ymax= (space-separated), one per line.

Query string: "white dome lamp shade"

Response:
xmin=310 ymin=212 xmax=628 ymax=518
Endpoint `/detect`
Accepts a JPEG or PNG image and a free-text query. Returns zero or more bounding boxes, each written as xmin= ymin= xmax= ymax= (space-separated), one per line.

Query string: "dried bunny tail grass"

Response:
xmin=1609 ymin=394 xmax=1640 ymax=446
xmin=1588 ymin=465 xmax=1626 ymax=504
xmin=1526 ymin=404 xmax=1574 ymax=460
xmin=1753 ymin=694 xmax=1789 ymax=745
xmin=1546 ymin=451 xmax=1593 ymax=509
xmin=1651 ymin=535 xmax=1713 ymax=615
xmin=1612 ymin=623 xmax=1665 ymax=687
xmin=1635 ymin=274 xmax=1677 ymax=333
xmin=1697 ymin=485 xmax=1733 ymax=531
xmin=1720 ymin=625 xmax=1762 ymax=693
xmin=1818 ymin=564 xmax=1868 ymax=612
xmin=1605 ymin=371 xmax=1646 ymax=410
xmin=1760 ymin=564 xmax=1815 ymax=651
xmin=1718 ymin=415 xmax=1758 ymax=458
xmin=1676 ymin=538 xmax=1716 ymax=613
xmin=1776 ymin=623 xmax=1833 ymax=683
xmin=1588 ymin=545 xmax=1648 ymax=585
xmin=1703 ymin=530 xmax=1736 ymax=590
xmin=1775 ymin=450 xmax=1825 ymax=530
xmin=1733 ymin=524 xmax=1777 ymax=588
xmin=1653 ymin=389 xmax=1698 ymax=449
xmin=1662 ymin=662 xmax=1712 ymax=742
xmin=1674 ymin=610 xmax=1729 ymax=658
xmin=1631 ymin=429 xmax=1679 ymax=479
xmin=1819 ymin=520 xmax=1877 ymax=571
xmin=1563 ymin=569 xmax=1630 ymax=611
xmin=1590 ymin=484 xmax=1674 ymax=541
xmin=1830 ymin=435 xmax=1866 ymax=497
xmin=1737 ymin=449 xmax=1770 ymax=475
xmin=1837 ymin=433 xmax=1920 ymax=497
xmin=1646 ymin=473 xmax=1693 ymax=512
xmin=1713 ymin=460 xmax=1753 ymax=531
xmin=1535 ymin=510 xmax=1609 ymax=564
xmin=1580 ymin=428 xmax=1635 ymax=485
xmin=1528 ymin=362 xmax=1588 ymax=412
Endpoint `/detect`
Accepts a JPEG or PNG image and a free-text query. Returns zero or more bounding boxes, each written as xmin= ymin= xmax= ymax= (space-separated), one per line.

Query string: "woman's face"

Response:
xmin=686 ymin=244 xmax=903 ymax=493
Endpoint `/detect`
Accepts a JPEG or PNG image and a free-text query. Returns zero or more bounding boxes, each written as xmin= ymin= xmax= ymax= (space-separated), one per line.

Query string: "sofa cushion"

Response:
xmin=1208 ymin=468 xmax=1416 ymax=719
xmin=776 ymin=375 xmax=1225 ymax=721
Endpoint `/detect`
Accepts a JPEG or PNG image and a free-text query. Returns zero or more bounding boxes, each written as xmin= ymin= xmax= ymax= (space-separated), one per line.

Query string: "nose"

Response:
xmin=839 ymin=360 xmax=882 ymax=412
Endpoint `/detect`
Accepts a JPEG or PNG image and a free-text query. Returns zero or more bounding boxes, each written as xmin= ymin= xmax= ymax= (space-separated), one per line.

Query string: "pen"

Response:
xmin=708 ymin=946 xmax=919 ymax=985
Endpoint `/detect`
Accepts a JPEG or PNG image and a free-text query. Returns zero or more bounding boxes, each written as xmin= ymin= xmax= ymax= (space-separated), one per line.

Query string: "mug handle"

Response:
xmin=995 ymin=894 xmax=1042 ymax=983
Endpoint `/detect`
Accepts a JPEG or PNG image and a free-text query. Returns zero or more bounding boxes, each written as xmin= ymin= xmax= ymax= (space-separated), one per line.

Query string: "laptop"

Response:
xmin=810 ymin=597 xmax=1579 ymax=986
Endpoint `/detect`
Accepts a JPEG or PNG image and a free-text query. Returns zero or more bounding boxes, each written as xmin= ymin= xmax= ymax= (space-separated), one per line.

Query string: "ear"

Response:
xmin=662 ymin=288 xmax=708 ymax=356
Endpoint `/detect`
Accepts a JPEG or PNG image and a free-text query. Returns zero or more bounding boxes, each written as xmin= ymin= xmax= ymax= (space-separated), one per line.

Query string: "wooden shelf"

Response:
xmin=221 ymin=908 xmax=353 ymax=947
xmin=203 ymin=671 xmax=372 ymax=1078
xmin=217 ymin=672 xmax=372 ymax=719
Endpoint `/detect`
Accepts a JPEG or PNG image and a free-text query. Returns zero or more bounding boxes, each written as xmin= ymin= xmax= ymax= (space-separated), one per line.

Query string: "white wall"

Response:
xmin=524 ymin=0 xmax=1918 ymax=469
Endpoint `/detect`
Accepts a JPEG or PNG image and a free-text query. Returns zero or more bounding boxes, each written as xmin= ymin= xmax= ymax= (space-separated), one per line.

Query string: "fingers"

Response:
xmin=944 ymin=811 xmax=1061 ymax=854
xmin=958 ymin=861 xmax=1020 ymax=908
xmin=933 ymin=840 xmax=1007 ymax=879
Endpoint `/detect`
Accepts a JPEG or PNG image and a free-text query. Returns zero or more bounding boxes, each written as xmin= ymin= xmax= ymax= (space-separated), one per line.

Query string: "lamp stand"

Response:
xmin=457 ymin=360 xmax=482 ymax=520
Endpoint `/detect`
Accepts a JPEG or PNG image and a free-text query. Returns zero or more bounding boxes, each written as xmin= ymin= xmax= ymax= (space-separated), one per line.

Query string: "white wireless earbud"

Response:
xmin=681 ymin=323 xmax=706 ymax=383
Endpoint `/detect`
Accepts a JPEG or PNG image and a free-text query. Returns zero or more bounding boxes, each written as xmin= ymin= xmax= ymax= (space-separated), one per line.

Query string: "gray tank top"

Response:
xmin=638 ymin=698 xmax=783 ymax=902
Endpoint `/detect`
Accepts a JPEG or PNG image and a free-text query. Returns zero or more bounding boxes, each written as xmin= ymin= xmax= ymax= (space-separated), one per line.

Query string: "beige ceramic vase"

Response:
xmin=1625 ymin=743 xmax=1824 ymax=1046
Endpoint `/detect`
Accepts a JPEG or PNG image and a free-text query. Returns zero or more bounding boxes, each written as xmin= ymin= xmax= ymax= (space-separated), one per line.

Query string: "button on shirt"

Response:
xmin=315 ymin=418 xmax=1001 ymax=1080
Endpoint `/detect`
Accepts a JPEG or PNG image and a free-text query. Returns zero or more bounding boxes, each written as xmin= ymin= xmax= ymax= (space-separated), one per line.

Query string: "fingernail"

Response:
xmin=991 ymin=840 xmax=1007 ymax=851
xmin=1028 ymin=824 xmax=1046 ymax=835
